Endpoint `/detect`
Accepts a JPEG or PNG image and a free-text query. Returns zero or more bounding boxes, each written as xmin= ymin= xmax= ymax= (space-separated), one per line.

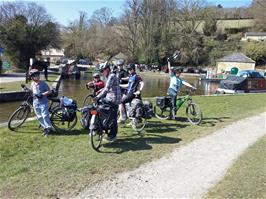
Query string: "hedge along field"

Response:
xmin=0 ymin=93 xmax=265 ymax=198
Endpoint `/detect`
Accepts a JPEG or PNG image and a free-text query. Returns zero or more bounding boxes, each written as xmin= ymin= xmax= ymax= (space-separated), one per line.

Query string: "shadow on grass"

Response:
xmin=200 ymin=116 xmax=230 ymax=127
xmin=145 ymin=120 xmax=189 ymax=133
xmin=102 ymin=134 xmax=182 ymax=154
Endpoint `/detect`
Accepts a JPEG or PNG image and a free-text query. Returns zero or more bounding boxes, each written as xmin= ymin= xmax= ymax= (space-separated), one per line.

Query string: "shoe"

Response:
xmin=104 ymin=136 xmax=117 ymax=142
xmin=42 ymin=128 xmax=50 ymax=137
xmin=89 ymin=131 xmax=96 ymax=137
xmin=117 ymin=118 xmax=126 ymax=124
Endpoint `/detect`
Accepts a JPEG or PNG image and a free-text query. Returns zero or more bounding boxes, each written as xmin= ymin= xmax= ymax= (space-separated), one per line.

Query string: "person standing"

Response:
xmin=167 ymin=58 xmax=196 ymax=119
xmin=29 ymin=69 xmax=52 ymax=136
xmin=94 ymin=62 xmax=121 ymax=142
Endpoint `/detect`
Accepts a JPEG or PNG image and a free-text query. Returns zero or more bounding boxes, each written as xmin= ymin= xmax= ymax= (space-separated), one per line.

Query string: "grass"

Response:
xmin=0 ymin=93 xmax=265 ymax=198
xmin=0 ymin=74 xmax=59 ymax=92
xmin=205 ymin=135 xmax=266 ymax=199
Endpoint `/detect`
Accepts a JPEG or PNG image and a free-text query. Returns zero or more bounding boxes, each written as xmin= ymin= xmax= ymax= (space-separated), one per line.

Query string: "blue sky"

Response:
xmin=2 ymin=0 xmax=253 ymax=26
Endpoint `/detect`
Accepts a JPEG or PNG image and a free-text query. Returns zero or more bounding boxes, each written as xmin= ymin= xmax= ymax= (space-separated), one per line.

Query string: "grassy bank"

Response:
xmin=0 ymin=74 xmax=59 ymax=92
xmin=0 ymin=94 xmax=265 ymax=198
xmin=205 ymin=135 xmax=266 ymax=199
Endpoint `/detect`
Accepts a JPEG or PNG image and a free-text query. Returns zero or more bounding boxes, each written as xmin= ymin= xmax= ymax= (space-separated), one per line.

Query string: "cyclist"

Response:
xmin=167 ymin=59 xmax=196 ymax=119
xmin=94 ymin=61 xmax=121 ymax=142
xmin=118 ymin=63 xmax=144 ymax=123
xmin=29 ymin=69 xmax=52 ymax=136
xmin=116 ymin=59 xmax=128 ymax=94
xmin=86 ymin=72 xmax=105 ymax=95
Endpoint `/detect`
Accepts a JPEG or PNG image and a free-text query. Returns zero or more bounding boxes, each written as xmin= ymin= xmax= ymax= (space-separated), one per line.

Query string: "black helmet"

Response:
xmin=29 ymin=69 xmax=40 ymax=77
xmin=98 ymin=61 xmax=110 ymax=72
xmin=92 ymin=72 xmax=100 ymax=78
xmin=127 ymin=63 xmax=135 ymax=71
xmin=116 ymin=59 xmax=124 ymax=66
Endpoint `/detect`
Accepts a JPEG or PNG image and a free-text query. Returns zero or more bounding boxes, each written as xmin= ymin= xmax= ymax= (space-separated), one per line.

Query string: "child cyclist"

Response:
xmin=86 ymin=72 xmax=105 ymax=95
xmin=167 ymin=55 xmax=196 ymax=119
xmin=29 ymin=69 xmax=52 ymax=136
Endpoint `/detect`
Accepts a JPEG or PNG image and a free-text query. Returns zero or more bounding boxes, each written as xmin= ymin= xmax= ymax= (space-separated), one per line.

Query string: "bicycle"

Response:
xmin=154 ymin=89 xmax=202 ymax=125
xmin=82 ymin=84 xmax=96 ymax=106
xmin=8 ymin=84 xmax=77 ymax=132
xmin=88 ymin=100 xmax=118 ymax=151
xmin=119 ymin=93 xmax=152 ymax=132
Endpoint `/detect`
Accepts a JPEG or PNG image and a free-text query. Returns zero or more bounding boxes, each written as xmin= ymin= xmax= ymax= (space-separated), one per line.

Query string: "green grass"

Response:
xmin=205 ymin=135 xmax=266 ymax=199
xmin=0 ymin=74 xmax=59 ymax=92
xmin=0 ymin=94 xmax=265 ymax=198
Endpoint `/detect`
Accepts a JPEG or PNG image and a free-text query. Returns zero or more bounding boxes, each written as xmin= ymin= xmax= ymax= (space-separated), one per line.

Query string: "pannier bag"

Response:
xmin=143 ymin=101 xmax=154 ymax=119
xmin=98 ymin=104 xmax=115 ymax=130
xmin=60 ymin=96 xmax=77 ymax=122
xmin=156 ymin=96 xmax=171 ymax=109
xmin=129 ymin=98 xmax=143 ymax=118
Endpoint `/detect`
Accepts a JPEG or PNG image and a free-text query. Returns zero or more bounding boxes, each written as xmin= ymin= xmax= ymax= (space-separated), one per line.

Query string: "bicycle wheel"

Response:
xmin=154 ymin=105 xmax=171 ymax=120
xmin=50 ymin=107 xmax=77 ymax=132
xmin=131 ymin=117 xmax=147 ymax=132
xmin=8 ymin=106 xmax=31 ymax=131
xmin=186 ymin=103 xmax=202 ymax=125
xmin=83 ymin=94 xmax=94 ymax=106
xmin=90 ymin=129 xmax=105 ymax=151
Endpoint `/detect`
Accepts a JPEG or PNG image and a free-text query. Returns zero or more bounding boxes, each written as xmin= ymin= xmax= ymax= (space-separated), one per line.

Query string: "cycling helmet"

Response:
xmin=29 ymin=69 xmax=40 ymax=77
xmin=171 ymin=67 xmax=182 ymax=74
xmin=98 ymin=61 xmax=110 ymax=72
xmin=116 ymin=59 xmax=124 ymax=66
xmin=92 ymin=72 xmax=100 ymax=78
xmin=127 ymin=63 xmax=135 ymax=71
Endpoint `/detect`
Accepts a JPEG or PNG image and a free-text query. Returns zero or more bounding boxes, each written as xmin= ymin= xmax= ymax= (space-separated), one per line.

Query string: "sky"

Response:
xmin=1 ymin=0 xmax=253 ymax=26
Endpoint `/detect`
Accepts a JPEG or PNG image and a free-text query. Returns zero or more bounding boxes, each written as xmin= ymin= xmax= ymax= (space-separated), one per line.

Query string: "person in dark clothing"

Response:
xmin=116 ymin=59 xmax=128 ymax=94
xmin=118 ymin=63 xmax=144 ymax=123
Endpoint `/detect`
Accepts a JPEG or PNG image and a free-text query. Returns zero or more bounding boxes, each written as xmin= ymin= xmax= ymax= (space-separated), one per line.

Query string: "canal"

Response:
xmin=0 ymin=72 xmax=219 ymax=123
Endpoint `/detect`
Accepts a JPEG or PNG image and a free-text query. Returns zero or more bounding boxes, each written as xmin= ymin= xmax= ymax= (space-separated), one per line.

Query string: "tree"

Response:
xmin=242 ymin=41 xmax=266 ymax=66
xmin=0 ymin=1 xmax=60 ymax=70
xmin=250 ymin=0 xmax=266 ymax=31
xmin=202 ymin=7 xmax=217 ymax=36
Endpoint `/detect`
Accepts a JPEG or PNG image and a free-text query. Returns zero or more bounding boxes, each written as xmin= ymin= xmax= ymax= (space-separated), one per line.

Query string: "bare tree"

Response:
xmin=250 ymin=0 xmax=266 ymax=31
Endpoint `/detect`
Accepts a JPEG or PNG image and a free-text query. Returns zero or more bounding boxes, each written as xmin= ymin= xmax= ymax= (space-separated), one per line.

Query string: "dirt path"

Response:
xmin=76 ymin=112 xmax=266 ymax=198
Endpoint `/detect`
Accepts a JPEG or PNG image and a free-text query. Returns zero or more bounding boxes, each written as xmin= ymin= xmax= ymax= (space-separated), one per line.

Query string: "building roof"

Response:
xmin=245 ymin=32 xmax=266 ymax=36
xmin=217 ymin=53 xmax=255 ymax=63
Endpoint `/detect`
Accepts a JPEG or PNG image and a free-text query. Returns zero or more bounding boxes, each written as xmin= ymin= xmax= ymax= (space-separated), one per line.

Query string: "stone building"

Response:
xmin=216 ymin=53 xmax=255 ymax=73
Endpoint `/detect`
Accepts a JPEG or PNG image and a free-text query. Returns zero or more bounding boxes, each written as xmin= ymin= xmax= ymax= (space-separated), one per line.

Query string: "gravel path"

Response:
xmin=76 ymin=112 xmax=266 ymax=198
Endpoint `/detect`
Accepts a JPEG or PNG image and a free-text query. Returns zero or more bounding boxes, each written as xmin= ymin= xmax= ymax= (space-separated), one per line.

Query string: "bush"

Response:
xmin=242 ymin=42 xmax=266 ymax=66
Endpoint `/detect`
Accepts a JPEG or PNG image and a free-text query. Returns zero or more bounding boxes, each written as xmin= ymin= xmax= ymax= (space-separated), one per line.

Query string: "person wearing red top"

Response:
xmin=86 ymin=72 xmax=105 ymax=95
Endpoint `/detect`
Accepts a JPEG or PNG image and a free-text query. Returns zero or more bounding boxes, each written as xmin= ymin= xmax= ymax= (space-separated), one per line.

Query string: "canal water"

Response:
xmin=0 ymin=72 xmax=219 ymax=123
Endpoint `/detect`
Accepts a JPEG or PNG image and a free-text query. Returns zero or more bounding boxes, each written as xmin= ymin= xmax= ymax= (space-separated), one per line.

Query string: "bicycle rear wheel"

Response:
xmin=50 ymin=107 xmax=77 ymax=132
xmin=154 ymin=105 xmax=171 ymax=120
xmin=186 ymin=103 xmax=202 ymax=125
xmin=83 ymin=94 xmax=94 ymax=107
xmin=131 ymin=117 xmax=146 ymax=132
xmin=8 ymin=106 xmax=31 ymax=131
xmin=90 ymin=129 xmax=105 ymax=151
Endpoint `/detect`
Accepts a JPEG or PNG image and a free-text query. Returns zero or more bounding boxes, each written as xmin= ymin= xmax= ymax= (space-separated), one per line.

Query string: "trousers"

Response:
xmin=33 ymin=102 xmax=52 ymax=129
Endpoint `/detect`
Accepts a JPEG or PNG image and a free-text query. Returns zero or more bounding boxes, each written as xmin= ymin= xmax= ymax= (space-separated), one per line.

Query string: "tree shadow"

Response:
xmin=101 ymin=134 xmax=182 ymax=154
xmin=145 ymin=121 xmax=189 ymax=133
xmin=200 ymin=117 xmax=231 ymax=127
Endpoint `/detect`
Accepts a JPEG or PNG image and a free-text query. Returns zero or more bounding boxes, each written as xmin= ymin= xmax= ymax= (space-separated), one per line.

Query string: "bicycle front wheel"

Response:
xmin=186 ymin=103 xmax=202 ymax=125
xmin=50 ymin=107 xmax=77 ymax=132
xmin=83 ymin=94 xmax=94 ymax=107
xmin=8 ymin=106 xmax=31 ymax=131
xmin=154 ymin=105 xmax=171 ymax=120
xmin=90 ymin=129 xmax=105 ymax=151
